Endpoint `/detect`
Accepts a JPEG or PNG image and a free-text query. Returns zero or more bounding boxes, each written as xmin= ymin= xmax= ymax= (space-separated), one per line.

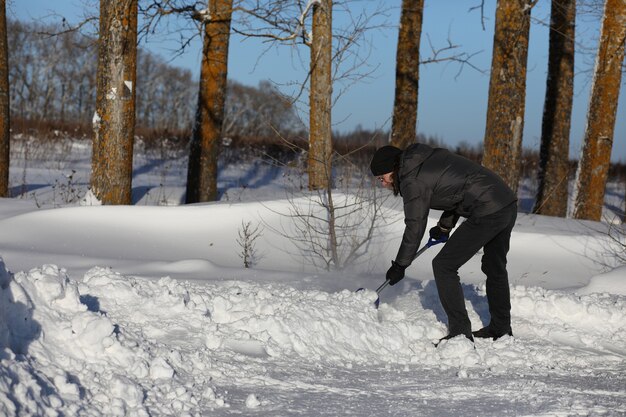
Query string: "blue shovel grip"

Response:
xmin=427 ymin=236 xmax=448 ymax=247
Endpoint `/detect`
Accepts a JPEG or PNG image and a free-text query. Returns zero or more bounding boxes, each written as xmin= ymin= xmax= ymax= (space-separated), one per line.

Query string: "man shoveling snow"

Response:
xmin=370 ymin=144 xmax=517 ymax=345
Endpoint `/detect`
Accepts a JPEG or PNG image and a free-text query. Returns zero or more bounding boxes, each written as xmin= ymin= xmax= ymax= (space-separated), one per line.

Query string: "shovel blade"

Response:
xmin=355 ymin=287 xmax=381 ymax=309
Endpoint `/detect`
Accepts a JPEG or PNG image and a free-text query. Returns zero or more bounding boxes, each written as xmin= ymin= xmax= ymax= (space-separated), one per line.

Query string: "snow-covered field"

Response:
xmin=0 ymin=137 xmax=625 ymax=416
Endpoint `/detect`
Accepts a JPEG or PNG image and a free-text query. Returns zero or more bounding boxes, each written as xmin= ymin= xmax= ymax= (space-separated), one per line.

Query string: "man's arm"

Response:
xmin=437 ymin=210 xmax=460 ymax=232
xmin=395 ymin=180 xmax=431 ymax=266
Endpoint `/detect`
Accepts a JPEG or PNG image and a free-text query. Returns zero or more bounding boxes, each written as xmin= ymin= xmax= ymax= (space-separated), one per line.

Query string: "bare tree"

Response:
xmin=286 ymin=187 xmax=388 ymax=270
xmin=135 ymin=50 xmax=195 ymax=131
xmin=390 ymin=0 xmax=424 ymax=150
xmin=236 ymin=220 xmax=263 ymax=268
xmin=223 ymin=80 xmax=303 ymax=138
xmin=533 ymin=0 xmax=576 ymax=217
xmin=226 ymin=2 xmax=395 ymax=267
xmin=266 ymin=160 xmax=398 ymax=271
xmin=186 ymin=0 xmax=233 ymax=203
xmin=10 ymin=21 xmax=98 ymax=123
xmin=91 ymin=0 xmax=138 ymax=205
xmin=573 ymin=0 xmax=626 ymax=221
xmin=0 ymin=0 xmax=9 ymax=197
xmin=231 ymin=1 xmax=389 ymax=189
xmin=482 ymin=0 xmax=533 ymax=193
xmin=308 ymin=0 xmax=333 ymax=190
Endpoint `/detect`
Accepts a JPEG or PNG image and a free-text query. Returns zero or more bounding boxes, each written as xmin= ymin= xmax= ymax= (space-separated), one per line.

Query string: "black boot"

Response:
xmin=472 ymin=326 xmax=513 ymax=341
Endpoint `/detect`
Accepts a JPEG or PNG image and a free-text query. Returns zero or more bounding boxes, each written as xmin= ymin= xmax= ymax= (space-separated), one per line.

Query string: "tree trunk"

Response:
xmin=91 ymin=0 xmax=138 ymax=205
xmin=534 ymin=0 xmax=575 ymax=217
xmin=573 ymin=0 xmax=626 ymax=221
xmin=482 ymin=0 xmax=532 ymax=194
xmin=186 ymin=0 xmax=233 ymax=203
xmin=0 ymin=0 xmax=8 ymax=197
xmin=308 ymin=0 xmax=333 ymax=191
xmin=390 ymin=0 xmax=424 ymax=150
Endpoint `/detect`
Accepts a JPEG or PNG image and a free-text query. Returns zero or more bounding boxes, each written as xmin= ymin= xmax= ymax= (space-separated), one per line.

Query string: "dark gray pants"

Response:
xmin=431 ymin=202 xmax=517 ymax=337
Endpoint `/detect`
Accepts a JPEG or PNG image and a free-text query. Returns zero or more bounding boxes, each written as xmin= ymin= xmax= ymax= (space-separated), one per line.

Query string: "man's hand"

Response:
xmin=429 ymin=224 xmax=450 ymax=241
xmin=386 ymin=261 xmax=407 ymax=286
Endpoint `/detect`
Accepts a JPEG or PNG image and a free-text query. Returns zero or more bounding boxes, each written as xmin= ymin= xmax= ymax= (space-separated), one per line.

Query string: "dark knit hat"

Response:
xmin=370 ymin=145 xmax=402 ymax=176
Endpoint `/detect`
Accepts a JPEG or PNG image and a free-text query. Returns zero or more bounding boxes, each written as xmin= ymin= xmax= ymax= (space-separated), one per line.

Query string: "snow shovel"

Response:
xmin=357 ymin=236 xmax=447 ymax=308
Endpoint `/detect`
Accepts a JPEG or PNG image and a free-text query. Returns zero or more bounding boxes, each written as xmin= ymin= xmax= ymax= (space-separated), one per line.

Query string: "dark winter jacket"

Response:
xmin=395 ymin=143 xmax=517 ymax=266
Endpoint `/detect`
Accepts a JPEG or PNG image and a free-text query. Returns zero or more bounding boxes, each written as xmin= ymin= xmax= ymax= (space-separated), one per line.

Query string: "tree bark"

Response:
xmin=573 ymin=0 xmax=626 ymax=221
xmin=308 ymin=0 xmax=333 ymax=191
xmin=482 ymin=0 xmax=532 ymax=194
xmin=390 ymin=0 xmax=424 ymax=150
xmin=91 ymin=0 xmax=138 ymax=205
xmin=534 ymin=0 xmax=575 ymax=217
xmin=0 ymin=0 xmax=9 ymax=197
xmin=186 ymin=0 xmax=233 ymax=203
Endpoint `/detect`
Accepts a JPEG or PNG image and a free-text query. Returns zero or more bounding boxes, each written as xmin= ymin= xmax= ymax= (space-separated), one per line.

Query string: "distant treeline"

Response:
xmin=8 ymin=19 xmax=305 ymax=144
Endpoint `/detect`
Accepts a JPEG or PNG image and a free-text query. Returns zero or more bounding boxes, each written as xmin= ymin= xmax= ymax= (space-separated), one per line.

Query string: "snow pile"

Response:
xmin=578 ymin=264 xmax=626 ymax=296
xmin=1 ymin=264 xmax=147 ymax=416
xmin=1 ymin=258 xmax=625 ymax=415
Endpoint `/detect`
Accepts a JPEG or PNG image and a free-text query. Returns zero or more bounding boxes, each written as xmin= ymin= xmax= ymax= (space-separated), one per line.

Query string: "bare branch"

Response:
xmin=419 ymin=33 xmax=486 ymax=79
xmin=468 ymin=0 xmax=487 ymax=31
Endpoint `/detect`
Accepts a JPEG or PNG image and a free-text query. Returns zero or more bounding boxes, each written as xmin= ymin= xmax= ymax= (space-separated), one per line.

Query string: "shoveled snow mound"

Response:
xmin=1 ymin=263 xmax=625 ymax=415
xmin=577 ymin=265 xmax=626 ymax=296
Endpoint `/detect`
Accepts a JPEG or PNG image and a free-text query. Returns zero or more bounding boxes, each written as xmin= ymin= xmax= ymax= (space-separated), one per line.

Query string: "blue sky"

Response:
xmin=10 ymin=0 xmax=626 ymax=162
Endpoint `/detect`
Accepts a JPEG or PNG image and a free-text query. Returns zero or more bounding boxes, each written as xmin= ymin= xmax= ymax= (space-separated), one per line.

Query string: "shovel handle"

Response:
xmin=377 ymin=237 xmax=447 ymax=294
xmin=363 ymin=236 xmax=449 ymax=306
xmin=376 ymin=279 xmax=390 ymax=294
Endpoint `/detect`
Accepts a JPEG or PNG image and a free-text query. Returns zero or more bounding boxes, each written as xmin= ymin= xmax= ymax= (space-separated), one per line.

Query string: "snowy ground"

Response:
xmin=0 ymin=137 xmax=625 ymax=416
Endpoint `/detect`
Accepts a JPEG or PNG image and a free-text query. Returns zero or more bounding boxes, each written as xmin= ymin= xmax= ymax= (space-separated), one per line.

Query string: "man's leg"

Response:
xmin=480 ymin=204 xmax=517 ymax=334
xmin=432 ymin=204 xmax=516 ymax=337
xmin=432 ymin=221 xmax=499 ymax=337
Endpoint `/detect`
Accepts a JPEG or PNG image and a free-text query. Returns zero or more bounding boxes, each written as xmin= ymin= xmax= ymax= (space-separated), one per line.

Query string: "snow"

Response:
xmin=106 ymin=87 xmax=118 ymax=100
xmin=92 ymin=112 xmax=101 ymax=128
xmin=579 ymin=265 xmax=626 ymax=296
xmin=0 ymin=140 xmax=625 ymax=416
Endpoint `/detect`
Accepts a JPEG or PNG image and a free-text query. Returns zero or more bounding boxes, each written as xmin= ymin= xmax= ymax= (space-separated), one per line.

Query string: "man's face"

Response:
xmin=376 ymin=172 xmax=394 ymax=190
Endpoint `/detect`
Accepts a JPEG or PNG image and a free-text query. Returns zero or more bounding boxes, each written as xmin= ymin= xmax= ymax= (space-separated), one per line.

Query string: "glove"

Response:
xmin=429 ymin=224 xmax=450 ymax=241
xmin=386 ymin=261 xmax=407 ymax=286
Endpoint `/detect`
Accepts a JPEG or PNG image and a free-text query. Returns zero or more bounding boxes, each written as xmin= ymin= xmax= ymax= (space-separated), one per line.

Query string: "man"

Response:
xmin=370 ymin=143 xmax=517 ymax=345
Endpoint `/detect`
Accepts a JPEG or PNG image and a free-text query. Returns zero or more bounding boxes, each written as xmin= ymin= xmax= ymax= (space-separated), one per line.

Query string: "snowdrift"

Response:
xmin=1 ymin=258 xmax=625 ymax=415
